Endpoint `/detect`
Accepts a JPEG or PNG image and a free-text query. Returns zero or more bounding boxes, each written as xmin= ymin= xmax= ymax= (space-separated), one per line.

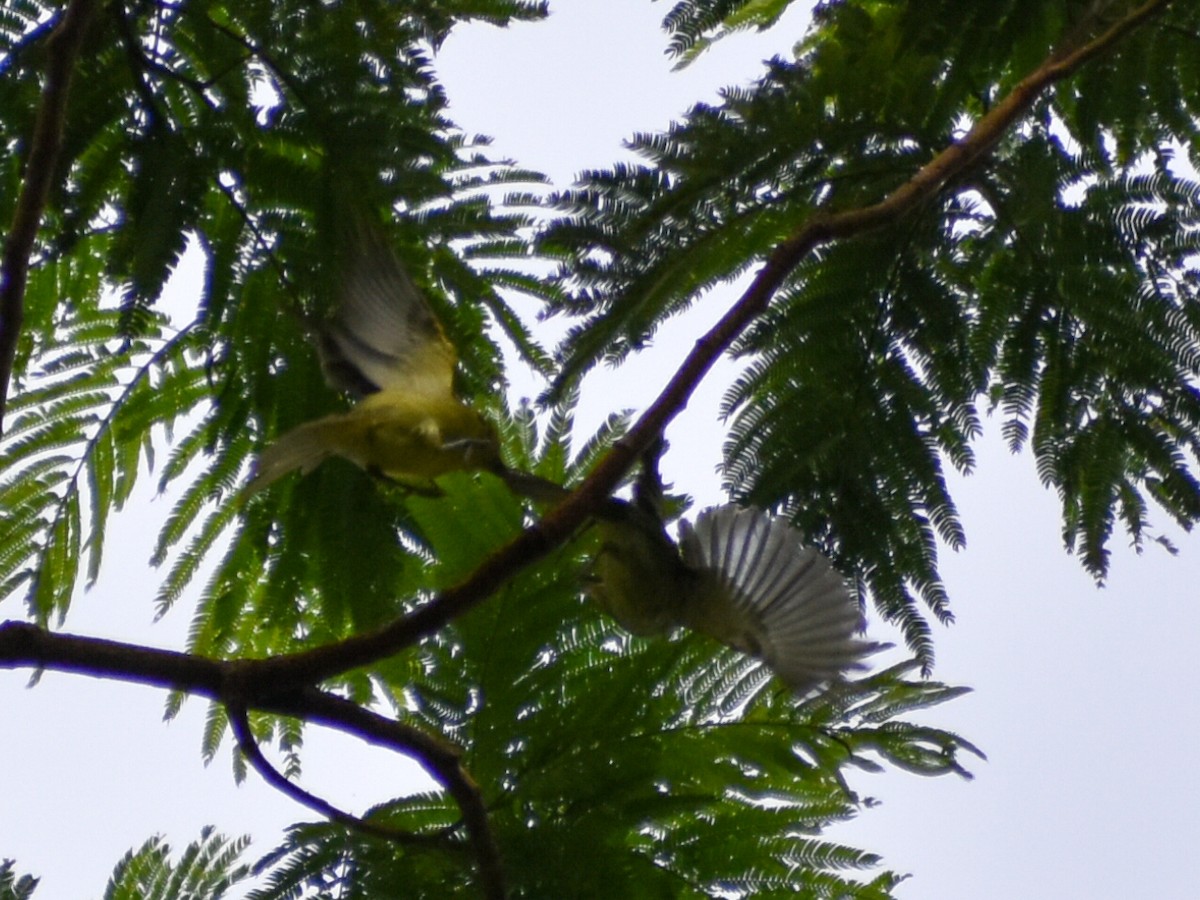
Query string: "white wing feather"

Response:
xmin=680 ymin=505 xmax=881 ymax=692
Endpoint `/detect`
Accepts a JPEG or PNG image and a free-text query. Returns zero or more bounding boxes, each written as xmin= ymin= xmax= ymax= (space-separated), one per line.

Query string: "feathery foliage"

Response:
xmin=0 ymin=862 xmax=38 ymax=900
xmin=1 ymin=0 xmax=1192 ymax=896
xmin=102 ymin=827 xmax=252 ymax=900
xmin=246 ymin=469 xmax=978 ymax=896
xmin=542 ymin=0 xmax=1200 ymax=663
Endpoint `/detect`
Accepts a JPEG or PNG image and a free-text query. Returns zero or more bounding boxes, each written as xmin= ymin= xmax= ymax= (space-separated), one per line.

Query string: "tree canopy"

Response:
xmin=2 ymin=0 xmax=1198 ymax=896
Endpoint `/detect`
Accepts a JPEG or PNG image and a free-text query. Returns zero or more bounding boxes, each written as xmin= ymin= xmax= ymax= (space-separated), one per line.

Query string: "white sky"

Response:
xmin=3 ymin=2 xmax=1199 ymax=897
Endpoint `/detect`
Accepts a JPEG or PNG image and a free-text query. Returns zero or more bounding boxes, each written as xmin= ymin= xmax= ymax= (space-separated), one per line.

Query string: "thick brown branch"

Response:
xmin=0 ymin=0 xmax=98 ymax=433
xmin=0 ymin=619 xmax=226 ymax=692
xmin=0 ymin=622 xmax=505 ymax=899
xmin=245 ymin=0 xmax=1171 ymax=693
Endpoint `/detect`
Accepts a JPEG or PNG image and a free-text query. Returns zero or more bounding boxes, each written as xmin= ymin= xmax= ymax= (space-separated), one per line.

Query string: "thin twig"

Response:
xmin=0 ymin=0 xmax=99 ymax=433
xmin=112 ymin=3 xmax=165 ymax=127
xmin=227 ymin=702 xmax=458 ymax=848
xmin=196 ymin=12 xmax=313 ymax=110
xmin=273 ymin=689 xmax=507 ymax=899
xmin=214 ymin=179 xmax=304 ymax=309
xmin=115 ymin=3 xmax=226 ymax=97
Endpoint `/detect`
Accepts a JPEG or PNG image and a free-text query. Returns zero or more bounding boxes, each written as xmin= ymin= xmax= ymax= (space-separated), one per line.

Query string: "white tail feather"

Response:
xmin=680 ymin=505 xmax=881 ymax=692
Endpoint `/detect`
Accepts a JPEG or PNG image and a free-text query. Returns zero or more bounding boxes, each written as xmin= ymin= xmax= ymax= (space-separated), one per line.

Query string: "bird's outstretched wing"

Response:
xmin=317 ymin=223 xmax=457 ymax=401
xmin=587 ymin=490 xmax=881 ymax=694
xmin=679 ymin=505 xmax=883 ymax=694
xmin=244 ymin=222 xmax=497 ymax=496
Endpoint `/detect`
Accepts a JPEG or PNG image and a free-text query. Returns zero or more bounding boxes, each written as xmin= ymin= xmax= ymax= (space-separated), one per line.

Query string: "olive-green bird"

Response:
xmin=245 ymin=226 xmax=501 ymax=495
xmin=591 ymin=485 xmax=880 ymax=694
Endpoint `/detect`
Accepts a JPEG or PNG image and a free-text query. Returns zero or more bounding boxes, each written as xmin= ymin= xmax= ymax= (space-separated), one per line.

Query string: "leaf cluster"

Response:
xmin=102 ymin=827 xmax=252 ymax=900
xmin=1 ymin=0 xmax=552 ymax=627
xmin=241 ymin=469 xmax=977 ymax=897
xmin=541 ymin=0 xmax=1200 ymax=664
xmin=3 ymin=0 xmax=1182 ymax=896
xmin=0 ymin=861 xmax=38 ymax=900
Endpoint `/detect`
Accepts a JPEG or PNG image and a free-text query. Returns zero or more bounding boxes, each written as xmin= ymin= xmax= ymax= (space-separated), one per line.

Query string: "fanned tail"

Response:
xmin=680 ymin=504 xmax=883 ymax=693
xmin=243 ymin=417 xmax=344 ymax=497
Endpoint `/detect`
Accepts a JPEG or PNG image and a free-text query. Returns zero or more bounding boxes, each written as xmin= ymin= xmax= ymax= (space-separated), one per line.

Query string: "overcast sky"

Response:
xmin=3 ymin=2 xmax=1199 ymax=898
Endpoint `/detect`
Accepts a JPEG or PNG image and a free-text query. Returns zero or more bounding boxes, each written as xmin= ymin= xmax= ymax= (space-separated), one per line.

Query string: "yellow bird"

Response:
xmin=245 ymin=224 xmax=500 ymax=495
xmin=591 ymin=498 xmax=880 ymax=694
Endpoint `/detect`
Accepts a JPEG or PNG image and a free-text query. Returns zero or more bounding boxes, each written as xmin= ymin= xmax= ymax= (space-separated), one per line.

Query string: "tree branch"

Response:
xmin=0 ymin=0 xmax=98 ymax=433
xmin=241 ymin=0 xmax=1173 ymax=694
xmin=0 ymin=622 xmax=506 ymax=899
xmin=274 ymin=689 xmax=507 ymax=899
xmin=196 ymin=12 xmax=315 ymax=111
xmin=227 ymin=702 xmax=460 ymax=848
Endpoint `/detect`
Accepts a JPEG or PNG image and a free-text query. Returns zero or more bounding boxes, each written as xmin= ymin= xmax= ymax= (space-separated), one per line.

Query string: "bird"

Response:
xmin=244 ymin=220 xmax=502 ymax=496
xmin=245 ymin=221 xmax=875 ymax=693
xmin=589 ymin=448 xmax=879 ymax=693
